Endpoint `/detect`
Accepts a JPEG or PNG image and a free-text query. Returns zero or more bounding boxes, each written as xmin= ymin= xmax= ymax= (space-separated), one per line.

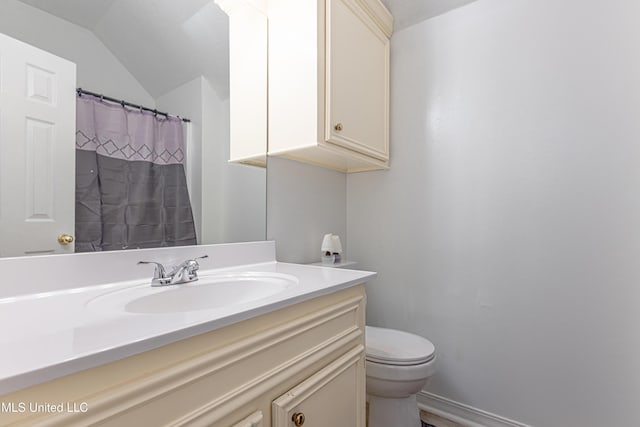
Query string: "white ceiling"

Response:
xmin=19 ymin=0 xmax=229 ymax=99
xmin=381 ymin=0 xmax=479 ymax=30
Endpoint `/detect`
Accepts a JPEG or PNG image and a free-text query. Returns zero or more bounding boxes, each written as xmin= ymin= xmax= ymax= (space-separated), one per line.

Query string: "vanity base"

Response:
xmin=1 ymin=285 xmax=366 ymax=427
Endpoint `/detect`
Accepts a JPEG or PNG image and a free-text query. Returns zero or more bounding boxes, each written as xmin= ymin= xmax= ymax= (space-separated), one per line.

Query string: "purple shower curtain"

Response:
xmin=74 ymin=94 xmax=196 ymax=252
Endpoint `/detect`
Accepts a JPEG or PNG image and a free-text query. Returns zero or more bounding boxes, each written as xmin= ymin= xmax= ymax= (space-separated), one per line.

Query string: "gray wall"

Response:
xmin=267 ymin=157 xmax=346 ymax=264
xmin=347 ymin=0 xmax=640 ymax=425
xmin=0 ymin=0 xmax=154 ymax=107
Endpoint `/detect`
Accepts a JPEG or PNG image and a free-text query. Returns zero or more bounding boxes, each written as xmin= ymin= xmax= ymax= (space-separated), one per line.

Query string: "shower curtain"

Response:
xmin=74 ymin=94 xmax=196 ymax=252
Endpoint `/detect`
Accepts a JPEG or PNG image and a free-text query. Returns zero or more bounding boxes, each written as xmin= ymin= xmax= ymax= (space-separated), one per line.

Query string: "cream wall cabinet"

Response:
xmin=217 ymin=0 xmax=268 ymax=167
xmin=0 ymin=285 xmax=366 ymax=427
xmin=220 ymin=0 xmax=392 ymax=172
xmin=268 ymin=0 xmax=392 ymax=173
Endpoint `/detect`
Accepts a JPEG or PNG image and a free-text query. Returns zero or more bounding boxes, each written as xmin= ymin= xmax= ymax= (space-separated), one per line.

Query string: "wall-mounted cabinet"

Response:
xmin=268 ymin=0 xmax=392 ymax=172
xmin=221 ymin=0 xmax=392 ymax=172
xmin=218 ymin=0 xmax=268 ymax=168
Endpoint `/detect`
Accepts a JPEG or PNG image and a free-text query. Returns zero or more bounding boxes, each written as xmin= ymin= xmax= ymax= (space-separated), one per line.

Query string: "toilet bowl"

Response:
xmin=365 ymin=326 xmax=436 ymax=427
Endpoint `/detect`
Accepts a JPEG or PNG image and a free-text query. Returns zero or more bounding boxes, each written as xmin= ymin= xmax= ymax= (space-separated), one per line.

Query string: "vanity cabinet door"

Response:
xmin=272 ymin=346 xmax=365 ymax=427
xmin=324 ymin=0 xmax=390 ymax=162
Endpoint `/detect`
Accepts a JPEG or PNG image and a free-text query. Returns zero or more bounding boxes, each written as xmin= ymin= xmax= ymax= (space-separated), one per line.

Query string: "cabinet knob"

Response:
xmin=292 ymin=412 xmax=306 ymax=426
xmin=57 ymin=234 xmax=74 ymax=245
xmin=334 ymin=123 xmax=343 ymax=131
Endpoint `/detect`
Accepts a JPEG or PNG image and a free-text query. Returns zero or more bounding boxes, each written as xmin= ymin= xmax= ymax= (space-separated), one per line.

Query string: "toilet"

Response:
xmin=365 ymin=326 xmax=436 ymax=427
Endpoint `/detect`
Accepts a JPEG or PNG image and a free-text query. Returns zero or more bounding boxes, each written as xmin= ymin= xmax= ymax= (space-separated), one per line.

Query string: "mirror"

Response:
xmin=0 ymin=0 xmax=266 ymax=257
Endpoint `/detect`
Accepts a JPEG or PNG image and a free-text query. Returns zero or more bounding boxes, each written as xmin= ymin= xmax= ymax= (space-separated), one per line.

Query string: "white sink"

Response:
xmin=86 ymin=272 xmax=298 ymax=314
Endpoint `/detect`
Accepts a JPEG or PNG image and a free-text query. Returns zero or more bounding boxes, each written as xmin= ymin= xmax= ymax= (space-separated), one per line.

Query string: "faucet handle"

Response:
xmin=187 ymin=255 xmax=209 ymax=273
xmin=137 ymin=261 xmax=170 ymax=286
xmin=137 ymin=261 xmax=167 ymax=278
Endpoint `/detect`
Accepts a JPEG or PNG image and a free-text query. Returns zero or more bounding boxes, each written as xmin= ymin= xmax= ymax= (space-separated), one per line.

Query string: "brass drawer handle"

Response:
xmin=292 ymin=412 xmax=305 ymax=426
xmin=334 ymin=123 xmax=343 ymax=131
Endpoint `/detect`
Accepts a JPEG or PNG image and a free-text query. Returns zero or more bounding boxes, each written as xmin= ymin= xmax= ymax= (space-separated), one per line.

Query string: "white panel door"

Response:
xmin=0 ymin=33 xmax=76 ymax=257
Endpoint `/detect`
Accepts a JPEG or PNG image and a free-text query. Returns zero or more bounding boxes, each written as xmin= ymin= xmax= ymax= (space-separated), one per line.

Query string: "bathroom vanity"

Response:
xmin=0 ymin=242 xmax=373 ymax=426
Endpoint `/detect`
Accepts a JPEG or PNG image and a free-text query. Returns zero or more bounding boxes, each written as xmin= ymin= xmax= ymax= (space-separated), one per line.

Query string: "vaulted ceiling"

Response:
xmin=18 ymin=0 xmax=229 ymax=99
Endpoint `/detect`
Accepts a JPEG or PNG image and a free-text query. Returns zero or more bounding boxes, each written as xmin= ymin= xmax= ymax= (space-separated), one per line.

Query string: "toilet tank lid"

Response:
xmin=365 ymin=326 xmax=435 ymax=365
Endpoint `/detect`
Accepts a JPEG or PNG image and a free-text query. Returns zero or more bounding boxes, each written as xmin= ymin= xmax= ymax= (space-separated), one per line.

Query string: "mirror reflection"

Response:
xmin=0 ymin=0 xmax=266 ymax=258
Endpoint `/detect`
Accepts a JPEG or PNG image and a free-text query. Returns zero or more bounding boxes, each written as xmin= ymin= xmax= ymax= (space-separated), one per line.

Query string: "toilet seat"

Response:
xmin=365 ymin=326 xmax=435 ymax=366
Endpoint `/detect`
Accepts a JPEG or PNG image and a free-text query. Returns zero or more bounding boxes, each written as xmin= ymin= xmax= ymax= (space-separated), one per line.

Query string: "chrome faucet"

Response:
xmin=138 ymin=255 xmax=209 ymax=287
xmin=137 ymin=260 xmax=170 ymax=286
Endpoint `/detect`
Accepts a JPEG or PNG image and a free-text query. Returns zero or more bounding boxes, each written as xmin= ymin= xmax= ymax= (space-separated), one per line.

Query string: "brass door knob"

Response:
xmin=57 ymin=234 xmax=74 ymax=245
xmin=292 ymin=412 xmax=305 ymax=426
xmin=334 ymin=123 xmax=343 ymax=131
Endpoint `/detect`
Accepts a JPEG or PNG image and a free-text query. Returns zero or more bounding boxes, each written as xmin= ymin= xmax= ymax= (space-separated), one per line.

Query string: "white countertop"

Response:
xmin=0 ymin=243 xmax=375 ymax=395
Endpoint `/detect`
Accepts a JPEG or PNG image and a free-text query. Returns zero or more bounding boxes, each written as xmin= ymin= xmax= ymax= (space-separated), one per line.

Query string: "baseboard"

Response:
xmin=417 ymin=391 xmax=531 ymax=427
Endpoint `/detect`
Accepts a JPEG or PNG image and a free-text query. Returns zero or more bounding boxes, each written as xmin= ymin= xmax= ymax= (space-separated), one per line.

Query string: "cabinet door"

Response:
xmin=325 ymin=0 xmax=389 ymax=162
xmin=272 ymin=346 xmax=365 ymax=427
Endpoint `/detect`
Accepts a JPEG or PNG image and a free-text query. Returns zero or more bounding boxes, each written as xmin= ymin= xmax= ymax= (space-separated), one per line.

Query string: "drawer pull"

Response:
xmin=334 ymin=123 xmax=343 ymax=131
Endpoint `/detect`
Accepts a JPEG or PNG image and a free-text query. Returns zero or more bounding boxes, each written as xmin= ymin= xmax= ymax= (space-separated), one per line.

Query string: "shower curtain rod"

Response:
xmin=76 ymin=88 xmax=191 ymax=123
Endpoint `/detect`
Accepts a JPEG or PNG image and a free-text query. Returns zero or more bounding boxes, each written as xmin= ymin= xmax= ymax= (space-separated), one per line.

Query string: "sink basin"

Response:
xmin=86 ymin=272 xmax=298 ymax=314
